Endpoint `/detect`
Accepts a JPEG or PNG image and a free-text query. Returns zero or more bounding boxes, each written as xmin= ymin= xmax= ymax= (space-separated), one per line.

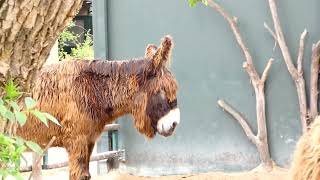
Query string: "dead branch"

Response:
xmin=209 ymin=0 xmax=273 ymax=170
xmin=309 ymin=41 xmax=320 ymax=120
xmin=242 ymin=62 xmax=260 ymax=83
xmin=207 ymin=0 xmax=256 ymax=69
xmin=268 ymin=0 xmax=308 ymax=132
xmin=28 ymin=136 xmax=56 ymax=180
xmin=264 ymin=22 xmax=277 ymax=41
xmin=268 ymin=0 xmax=298 ymax=79
xmin=264 ymin=22 xmax=278 ymax=49
xmin=218 ymin=100 xmax=257 ymax=145
xmin=261 ymin=59 xmax=274 ymax=84
xmin=297 ymin=30 xmax=308 ymax=74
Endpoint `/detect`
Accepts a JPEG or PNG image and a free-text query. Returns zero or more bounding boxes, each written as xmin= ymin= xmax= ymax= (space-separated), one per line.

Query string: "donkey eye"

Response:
xmin=159 ymin=90 xmax=166 ymax=100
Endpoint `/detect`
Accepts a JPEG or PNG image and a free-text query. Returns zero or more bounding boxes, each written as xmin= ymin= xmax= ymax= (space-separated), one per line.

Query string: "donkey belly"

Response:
xmin=16 ymin=119 xmax=64 ymax=148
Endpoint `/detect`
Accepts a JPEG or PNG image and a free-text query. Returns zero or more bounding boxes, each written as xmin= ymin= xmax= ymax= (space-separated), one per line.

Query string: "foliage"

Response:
xmin=0 ymin=80 xmax=60 ymax=179
xmin=188 ymin=0 xmax=208 ymax=7
xmin=58 ymin=21 xmax=79 ymax=60
xmin=69 ymin=30 xmax=94 ymax=60
xmin=58 ymin=21 xmax=94 ymax=60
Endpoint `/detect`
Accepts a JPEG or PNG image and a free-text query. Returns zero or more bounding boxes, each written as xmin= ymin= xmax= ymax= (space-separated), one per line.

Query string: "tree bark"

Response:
xmin=309 ymin=41 xmax=320 ymax=121
xmin=0 ymin=0 xmax=83 ymax=93
xmin=0 ymin=0 xmax=83 ymax=177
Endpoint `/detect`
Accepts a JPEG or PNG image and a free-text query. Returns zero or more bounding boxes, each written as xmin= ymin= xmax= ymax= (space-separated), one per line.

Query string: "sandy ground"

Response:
xmin=21 ymin=167 xmax=289 ymax=180
xmin=99 ymin=169 xmax=288 ymax=180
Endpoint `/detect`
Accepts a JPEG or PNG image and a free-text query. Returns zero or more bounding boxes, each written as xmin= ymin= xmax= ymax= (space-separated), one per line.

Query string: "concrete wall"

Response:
xmin=93 ymin=0 xmax=320 ymax=176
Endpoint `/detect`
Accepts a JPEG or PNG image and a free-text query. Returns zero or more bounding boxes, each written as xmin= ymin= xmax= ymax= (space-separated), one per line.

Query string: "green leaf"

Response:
xmin=9 ymin=101 xmax=21 ymax=111
xmin=25 ymin=141 xmax=43 ymax=154
xmin=14 ymin=111 xmax=27 ymax=126
xmin=188 ymin=0 xmax=197 ymax=7
xmin=31 ymin=110 xmax=48 ymax=127
xmin=0 ymin=104 xmax=8 ymax=117
xmin=24 ymin=97 xmax=37 ymax=109
xmin=44 ymin=113 xmax=61 ymax=126
xmin=15 ymin=137 xmax=24 ymax=146
xmin=3 ymin=80 xmax=22 ymax=100
xmin=202 ymin=0 xmax=208 ymax=6
xmin=188 ymin=0 xmax=207 ymax=7
xmin=15 ymin=145 xmax=27 ymax=154
xmin=5 ymin=110 xmax=15 ymax=122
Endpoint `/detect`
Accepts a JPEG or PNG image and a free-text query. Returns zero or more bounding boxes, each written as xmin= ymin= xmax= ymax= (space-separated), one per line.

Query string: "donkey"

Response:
xmin=17 ymin=36 xmax=180 ymax=180
xmin=289 ymin=116 xmax=320 ymax=180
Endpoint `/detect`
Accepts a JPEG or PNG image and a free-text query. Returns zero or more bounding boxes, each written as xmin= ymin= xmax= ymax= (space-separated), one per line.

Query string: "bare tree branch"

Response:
xmin=309 ymin=41 xmax=320 ymax=120
xmin=28 ymin=136 xmax=56 ymax=180
xmin=297 ymin=30 xmax=308 ymax=74
xmin=264 ymin=22 xmax=278 ymax=50
xmin=268 ymin=0 xmax=308 ymax=132
xmin=261 ymin=59 xmax=274 ymax=84
xmin=210 ymin=0 xmax=273 ymax=170
xmin=264 ymin=22 xmax=277 ymax=41
xmin=207 ymin=0 xmax=258 ymax=78
xmin=218 ymin=100 xmax=257 ymax=145
xmin=242 ymin=62 xmax=260 ymax=83
xmin=268 ymin=0 xmax=298 ymax=79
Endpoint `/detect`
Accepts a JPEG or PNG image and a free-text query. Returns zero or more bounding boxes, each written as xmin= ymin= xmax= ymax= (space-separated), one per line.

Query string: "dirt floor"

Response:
xmin=98 ymin=169 xmax=288 ymax=180
xmin=21 ymin=167 xmax=289 ymax=180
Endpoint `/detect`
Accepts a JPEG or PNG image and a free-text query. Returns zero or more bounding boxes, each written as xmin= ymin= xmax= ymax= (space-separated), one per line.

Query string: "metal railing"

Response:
xmin=20 ymin=124 xmax=125 ymax=174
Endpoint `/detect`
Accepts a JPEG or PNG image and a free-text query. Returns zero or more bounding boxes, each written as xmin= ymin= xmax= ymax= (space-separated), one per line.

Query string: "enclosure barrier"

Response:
xmin=20 ymin=124 xmax=125 ymax=173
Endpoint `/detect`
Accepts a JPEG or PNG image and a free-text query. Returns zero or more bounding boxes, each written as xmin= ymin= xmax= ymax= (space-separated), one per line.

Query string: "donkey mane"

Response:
xmin=40 ymin=58 xmax=147 ymax=78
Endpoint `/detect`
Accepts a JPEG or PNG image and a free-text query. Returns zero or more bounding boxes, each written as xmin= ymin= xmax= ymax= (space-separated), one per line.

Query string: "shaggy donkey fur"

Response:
xmin=17 ymin=36 xmax=179 ymax=180
xmin=290 ymin=116 xmax=320 ymax=180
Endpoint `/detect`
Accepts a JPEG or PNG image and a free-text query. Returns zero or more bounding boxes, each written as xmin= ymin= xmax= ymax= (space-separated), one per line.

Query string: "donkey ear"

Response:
xmin=151 ymin=35 xmax=173 ymax=69
xmin=144 ymin=44 xmax=158 ymax=59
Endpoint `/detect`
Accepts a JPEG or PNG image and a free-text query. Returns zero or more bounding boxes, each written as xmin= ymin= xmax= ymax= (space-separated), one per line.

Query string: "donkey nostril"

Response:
xmin=172 ymin=122 xmax=177 ymax=129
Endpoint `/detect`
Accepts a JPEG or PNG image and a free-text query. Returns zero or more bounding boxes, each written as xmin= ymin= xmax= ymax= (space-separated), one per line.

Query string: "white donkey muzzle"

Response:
xmin=157 ymin=108 xmax=180 ymax=137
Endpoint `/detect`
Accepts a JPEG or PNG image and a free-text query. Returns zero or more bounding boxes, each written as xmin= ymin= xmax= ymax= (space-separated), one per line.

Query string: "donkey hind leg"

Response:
xmin=84 ymin=142 xmax=95 ymax=179
xmin=67 ymin=140 xmax=94 ymax=180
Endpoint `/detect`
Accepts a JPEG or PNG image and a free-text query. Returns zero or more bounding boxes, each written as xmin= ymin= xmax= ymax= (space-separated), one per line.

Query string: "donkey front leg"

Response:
xmin=66 ymin=139 xmax=94 ymax=180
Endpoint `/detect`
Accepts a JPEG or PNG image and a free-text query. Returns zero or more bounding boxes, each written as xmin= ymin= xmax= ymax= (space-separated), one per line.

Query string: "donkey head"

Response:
xmin=132 ymin=36 xmax=180 ymax=138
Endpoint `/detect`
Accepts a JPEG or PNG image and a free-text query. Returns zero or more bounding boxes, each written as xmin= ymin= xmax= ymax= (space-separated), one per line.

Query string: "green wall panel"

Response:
xmin=93 ymin=0 xmax=320 ymax=176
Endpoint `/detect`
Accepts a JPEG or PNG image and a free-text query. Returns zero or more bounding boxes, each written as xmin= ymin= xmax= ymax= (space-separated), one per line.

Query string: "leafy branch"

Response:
xmin=188 ymin=0 xmax=208 ymax=7
xmin=0 ymin=80 xmax=60 ymax=179
xmin=58 ymin=21 xmax=94 ymax=60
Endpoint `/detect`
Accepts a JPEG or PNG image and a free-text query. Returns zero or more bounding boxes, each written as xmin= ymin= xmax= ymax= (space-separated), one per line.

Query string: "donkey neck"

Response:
xmin=78 ymin=59 xmax=148 ymax=122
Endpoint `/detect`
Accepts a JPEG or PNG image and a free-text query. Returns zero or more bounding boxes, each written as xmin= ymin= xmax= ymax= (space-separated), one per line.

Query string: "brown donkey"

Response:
xmin=289 ymin=116 xmax=320 ymax=180
xmin=17 ymin=36 xmax=180 ymax=180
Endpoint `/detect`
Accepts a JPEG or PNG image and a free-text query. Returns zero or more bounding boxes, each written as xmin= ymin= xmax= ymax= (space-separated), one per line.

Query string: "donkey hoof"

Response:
xmin=79 ymin=174 xmax=91 ymax=180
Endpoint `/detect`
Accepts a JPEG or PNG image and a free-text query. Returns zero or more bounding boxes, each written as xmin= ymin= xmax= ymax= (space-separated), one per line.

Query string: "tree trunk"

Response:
xmin=309 ymin=42 xmax=320 ymax=122
xmin=0 ymin=0 xmax=83 ymax=93
xmin=295 ymin=77 xmax=308 ymax=131
xmin=255 ymin=85 xmax=272 ymax=170
xmin=0 ymin=1 xmax=83 ymax=178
